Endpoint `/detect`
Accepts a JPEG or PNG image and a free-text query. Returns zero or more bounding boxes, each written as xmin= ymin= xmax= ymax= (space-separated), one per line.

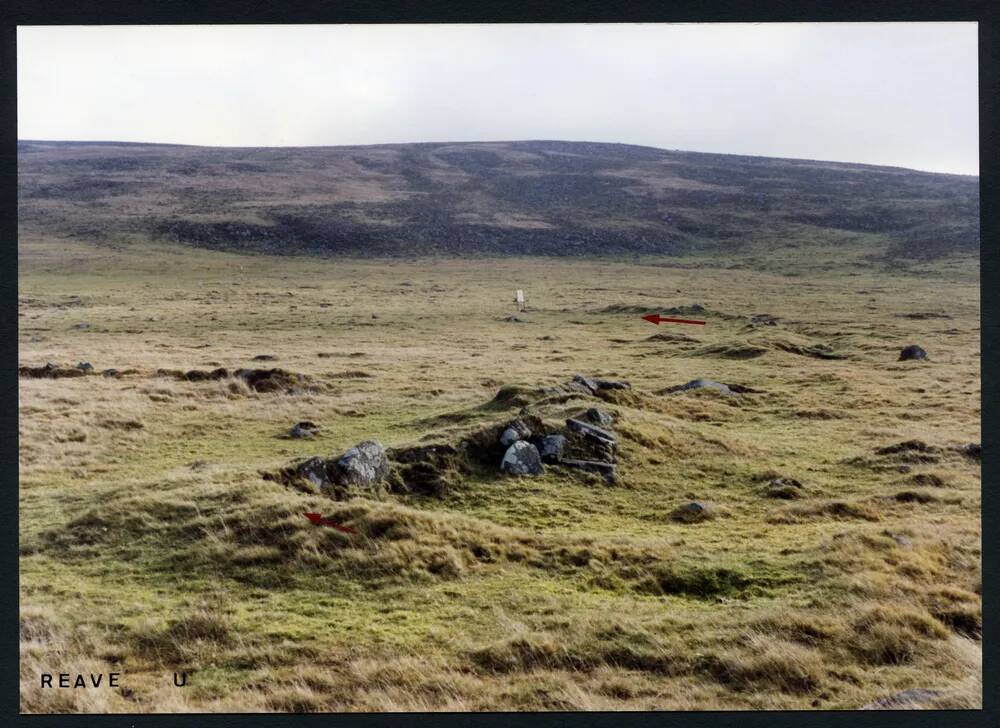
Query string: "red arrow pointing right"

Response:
xmin=642 ymin=314 xmax=706 ymax=326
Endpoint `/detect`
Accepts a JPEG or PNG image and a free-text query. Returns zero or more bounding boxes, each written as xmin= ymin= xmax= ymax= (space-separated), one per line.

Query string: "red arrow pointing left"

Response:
xmin=304 ymin=512 xmax=357 ymax=534
xmin=642 ymin=313 xmax=706 ymax=326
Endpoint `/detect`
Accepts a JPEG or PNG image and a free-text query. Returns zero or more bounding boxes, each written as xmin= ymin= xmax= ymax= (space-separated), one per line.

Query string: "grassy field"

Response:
xmin=18 ymin=235 xmax=981 ymax=712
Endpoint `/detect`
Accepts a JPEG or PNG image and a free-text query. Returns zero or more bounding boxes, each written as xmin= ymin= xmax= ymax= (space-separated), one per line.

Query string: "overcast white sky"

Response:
xmin=18 ymin=23 xmax=979 ymax=174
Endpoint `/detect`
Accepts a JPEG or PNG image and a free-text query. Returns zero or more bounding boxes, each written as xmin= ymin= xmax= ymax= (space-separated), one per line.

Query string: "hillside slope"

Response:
xmin=18 ymin=140 xmax=979 ymax=259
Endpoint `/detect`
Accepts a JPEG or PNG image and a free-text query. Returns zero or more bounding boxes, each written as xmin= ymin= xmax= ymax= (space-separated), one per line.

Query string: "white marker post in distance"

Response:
xmin=515 ymin=289 xmax=525 ymax=312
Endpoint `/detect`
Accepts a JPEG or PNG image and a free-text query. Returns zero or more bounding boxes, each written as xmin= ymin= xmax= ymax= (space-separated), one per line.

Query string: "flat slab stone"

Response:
xmin=566 ymin=418 xmax=616 ymax=444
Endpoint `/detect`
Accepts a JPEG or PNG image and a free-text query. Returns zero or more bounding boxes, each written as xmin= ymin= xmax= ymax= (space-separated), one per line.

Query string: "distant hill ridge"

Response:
xmin=17 ymin=139 xmax=979 ymax=259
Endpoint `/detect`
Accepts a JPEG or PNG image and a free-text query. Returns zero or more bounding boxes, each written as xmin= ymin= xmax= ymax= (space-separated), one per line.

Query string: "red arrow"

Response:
xmin=304 ymin=512 xmax=358 ymax=534
xmin=642 ymin=313 xmax=706 ymax=326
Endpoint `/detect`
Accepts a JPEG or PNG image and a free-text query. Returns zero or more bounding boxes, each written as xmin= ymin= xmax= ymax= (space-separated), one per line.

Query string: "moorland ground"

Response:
xmin=18 ymin=233 xmax=981 ymax=712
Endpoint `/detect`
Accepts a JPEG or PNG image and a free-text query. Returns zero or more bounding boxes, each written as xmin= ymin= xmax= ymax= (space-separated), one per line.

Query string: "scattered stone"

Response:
xmin=72 ymin=322 xmax=91 ymax=330
xmin=102 ymin=368 xmax=120 ymax=378
xmin=289 ymin=421 xmax=320 ymax=439
xmin=538 ymin=434 xmax=567 ymax=463
xmin=499 ymin=419 xmax=532 ymax=447
xmin=75 ymin=361 xmax=94 ymax=371
xmin=670 ymin=501 xmax=715 ymax=523
xmin=594 ymin=378 xmax=631 ymax=391
xmin=503 ymin=316 xmax=526 ymax=323
xmin=584 ymin=408 xmax=614 ymax=427
xmin=861 ymin=688 xmax=944 ymax=710
xmin=749 ymin=314 xmax=779 ymax=327
xmin=328 ymin=440 xmax=390 ymax=490
xmin=898 ymin=345 xmax=928 ymax=361
xmin=661 ymin=378 xmax=732 ymax=396
xmin=252 ymin=354 xmax=277 ymax=361
xmin=500 ymin=441 xmax=544 ymax=476
xmin=18 ymin=363 xmax=86 ymax=379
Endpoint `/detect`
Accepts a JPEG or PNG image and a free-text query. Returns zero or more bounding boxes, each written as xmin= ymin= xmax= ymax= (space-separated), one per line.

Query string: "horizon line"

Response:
xmin=16 ymin=137 xmax=980 ymax=178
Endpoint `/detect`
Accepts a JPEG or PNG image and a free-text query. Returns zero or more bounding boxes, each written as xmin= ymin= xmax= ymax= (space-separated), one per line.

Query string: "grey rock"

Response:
xmin=882 ymin=530 xmax=913 ymax=548
xmin=571 ymin=374 xmax=599 ymax=394
xmin=670 ymin=501 xmax=714 ymax=523
xmin=566 ymin=418 xmax=615 ymax=445
xmin=499 ymin=419 xmax=532 ymax=447
xmin=585 ymin=408 xmax=614 ymax=427
xmin=295 ymin=456 xmax=330 ymax=487
xmin=289 ymin=421 xmax=320 ymax=439
xmin=749 ymin=314 xmax=779 ymax=327
xmin=861 ymin=688 xmax=944 ymax=710
xmin=899 ymin=345 xmax=928 ymax=361
xmin=538 ymin=434 xmax=567 ymax=463
xmin=500 ymin=441 xmax=544 ymax=476
xmin=101 ymin=368 xmax=120 ymax=378
xmin=329 ymin=440 xmax=389 ymax=488
xmin=75 ymin=361 xmax=94 ymax=372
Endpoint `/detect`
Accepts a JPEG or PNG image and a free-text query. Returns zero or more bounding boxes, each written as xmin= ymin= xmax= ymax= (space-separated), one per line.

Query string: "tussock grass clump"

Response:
xmin=893 ymin=490 xmax=938 ymax=504
xmin=702 ymin=636 xmax=825 ymax=694
xmin=131 ymin=610 xmax=233 ymax=663
xmin=767 ymin=499 xmax=880 ymax=524
xmin=633 ymin=565 xmax=752 ymax=598
xmin=689 ymin=342 xmax=768 ymax=360
xmin=848 ymin=605 xmax=949 ymax=665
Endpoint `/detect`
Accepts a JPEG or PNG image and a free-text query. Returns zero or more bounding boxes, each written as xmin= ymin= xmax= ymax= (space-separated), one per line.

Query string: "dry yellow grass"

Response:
xmin=18 ymin=235 xmax=980 ymax=712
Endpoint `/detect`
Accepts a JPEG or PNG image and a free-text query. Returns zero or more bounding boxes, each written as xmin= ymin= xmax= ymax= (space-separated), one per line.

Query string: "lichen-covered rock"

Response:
xmin=500 ymin=441 xmax=544 ymax=476
xmin=499 ymin=419 xmax=532 ymax=447
xmin=294 ymin=456 xmax=330 ymax=488
xmin=538 ymin=434 xmax=567 ymax=463
xmin=329 ymin=440 xmax=389 ymax=488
